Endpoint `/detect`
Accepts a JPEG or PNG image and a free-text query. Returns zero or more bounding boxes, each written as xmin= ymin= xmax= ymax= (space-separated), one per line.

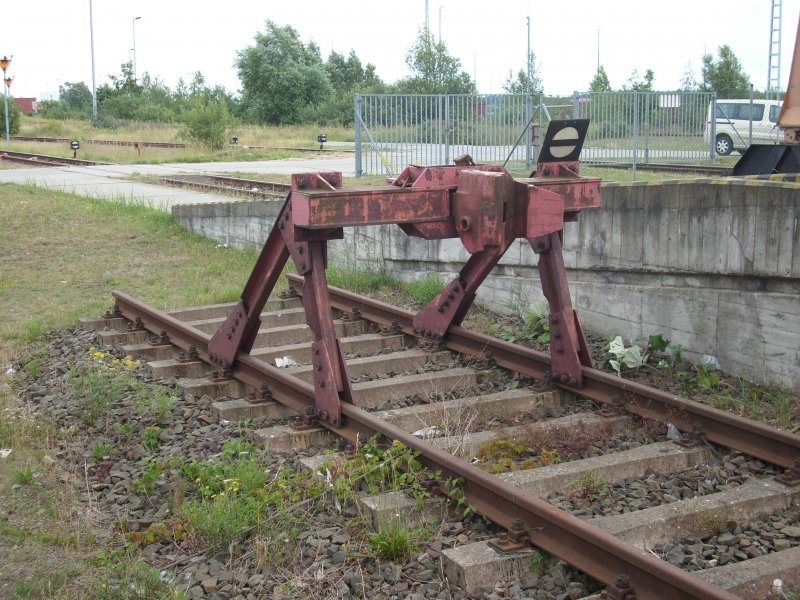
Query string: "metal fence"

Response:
xmin=354 ymin=93 xmax=540 ymax=177
xmin=571 ymin=91 xmax=716 ymax=175
xmin=354 ymin=91 xmax=741 ymax=180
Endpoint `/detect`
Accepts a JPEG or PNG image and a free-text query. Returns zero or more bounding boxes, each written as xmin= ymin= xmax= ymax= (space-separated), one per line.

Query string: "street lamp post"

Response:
xmin=132 ymin=16 xmax=141 ymax=83
xmin=0 ymin=55 xmax=12 ymax=145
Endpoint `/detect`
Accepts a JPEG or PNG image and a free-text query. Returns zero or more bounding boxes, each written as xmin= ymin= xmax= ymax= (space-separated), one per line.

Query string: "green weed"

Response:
xmin=131 ymin=460 xmax=164 ymax=496
xmin=368 ymin=521 xmax=418 ymax=561
xmin=406 ymin=275 xmax=444 ymax=306
xmin=141 ymin=426 xmax=162 ymax=452
xmin=92 ymin=441 xmax=114 ymax=461
xmin=13 ymin=467 xmax=40 ymax=486
xmin=570 ymin=472 xmax=608 ymax=502
xmin=325 ymin=437 xmax=429 ymax=506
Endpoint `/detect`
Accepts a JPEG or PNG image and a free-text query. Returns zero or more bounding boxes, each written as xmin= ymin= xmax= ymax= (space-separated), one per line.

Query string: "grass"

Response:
xmin=0 ymin=184 xmax=259 ymax=349
xmin=0 ymin=182 xmax=262 ymax=597
xmin=14 ymin=117 xmax=355 ymax=165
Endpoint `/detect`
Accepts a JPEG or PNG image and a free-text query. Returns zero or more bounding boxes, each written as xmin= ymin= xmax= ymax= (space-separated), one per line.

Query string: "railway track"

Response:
xmin=11 ymin=135 xmax=186 ymax=148
xmin=0 ymin=150 xmax=103 ymax=167
xmin=81 ymin=277 xmax=800 ymax=600
xmin=161 ymin=174 xmax=290 ymax=198
xmin=11 ymin=135 xmax=352 ymax=153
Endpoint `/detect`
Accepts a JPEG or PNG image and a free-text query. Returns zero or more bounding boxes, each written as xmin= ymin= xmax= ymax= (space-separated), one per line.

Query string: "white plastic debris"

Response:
xmin=0 ymin=449 xmax=12 ymax=459
xmin=275 ymin=356 xmax=298 ymax=368
xmin=5 ymin=367 xmax=15 ymax=377
xmin=411 ymin=425 xmax=441 ymax=439
xmin=666 ymin=422 xmax=682 ymax=441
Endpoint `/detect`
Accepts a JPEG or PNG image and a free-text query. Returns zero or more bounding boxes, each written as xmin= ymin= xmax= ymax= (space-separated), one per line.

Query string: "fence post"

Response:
xmin=644 ymin=92 xmax=651 ymax=163
xmin=437 ymin=95 xmax=443 ymax=164
xmin=710 ymin=92 xmax=717 ymax=161
xmin=354 ymin=94 xmax=362 ymax=177
xmin=748 ymin=84 xmax=754 ymax=147
xmin=632 ymin=92 xmax=639 ymax=180
xmin=526 ymin=92 xmax=533 ymax=169
xmin=572 ymin=91 xmax=579 ymax=119
xmin=444 ymin=94 xmax=451 ymax=164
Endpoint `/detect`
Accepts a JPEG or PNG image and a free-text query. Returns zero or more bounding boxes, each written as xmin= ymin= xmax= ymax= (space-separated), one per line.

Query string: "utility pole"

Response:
xmin=597 ymin=29 xmax=601 ymax=73
xmin=132 ymin=16 xmax=141 ymax=84
xmin=527 ymin=16 xmax=531 ymax=92
xmin=425 ymin=0 xmax=429 ymax=33
xmin=90 ymin=0 xmax=97 ymax=123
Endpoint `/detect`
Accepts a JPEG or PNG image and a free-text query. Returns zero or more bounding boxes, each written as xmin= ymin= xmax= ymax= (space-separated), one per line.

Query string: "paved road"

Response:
xmin=0 ymin=156 xmax=357 ymax=211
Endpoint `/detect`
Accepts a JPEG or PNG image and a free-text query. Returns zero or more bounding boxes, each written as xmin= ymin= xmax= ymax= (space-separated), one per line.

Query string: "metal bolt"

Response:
xmin=616 ymin=574 xmax=630 ymax=589
xmin=510 ymin=518 xmax=524 ymax=531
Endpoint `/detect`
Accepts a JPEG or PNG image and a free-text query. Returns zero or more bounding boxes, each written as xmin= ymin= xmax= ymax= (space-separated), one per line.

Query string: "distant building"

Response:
xmin=14 ymin=97 xmax=39 ymax=114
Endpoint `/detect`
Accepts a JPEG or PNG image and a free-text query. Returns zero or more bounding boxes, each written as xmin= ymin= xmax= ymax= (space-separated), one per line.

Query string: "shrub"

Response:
xmin=179 ymin=98 xmax=233 ymax=150
xmin=0 ymin=97 xmax=22 ymax=135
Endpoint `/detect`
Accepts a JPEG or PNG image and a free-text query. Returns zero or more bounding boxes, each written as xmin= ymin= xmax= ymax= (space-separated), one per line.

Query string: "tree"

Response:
xmin=236 ymin=21 xmax=333 ymax=124
xmin=59 ymin=81 xmax=93 ymax=113
xmin=502 ymin=51 xmax=543 ymax=94
xmin=0 ymin=97 xmax=21 ymax=135
xmin=325 ymin=50 xmax=382 ymax=94
xmin=701 ymin=45 xmax=750 ymax=98
xmin=679 ymin=62 xmax=699 ymax=91
xmin=395 ymin=29 xmax=475 ymax=94
xmin=589 ymin=66 xmax=611 ymax=92
xmin=179 ymin=97 xmax=233 ymax=150
xmin=624 ymin=69 xmax=655 ymax=92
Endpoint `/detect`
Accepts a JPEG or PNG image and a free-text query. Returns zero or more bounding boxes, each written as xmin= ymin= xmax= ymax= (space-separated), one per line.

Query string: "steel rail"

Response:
xmin=111 ymin=289 xmax=738 ymax=600
xmin=0 ymin=150 xmax=102 ymax=167
xmin=286 ymin=274 xmax=800 ymax=469
xmin=205 ymin=175 xmax=290 ymax=193
xmin=161 ymin=178 xmax=287 ymax=199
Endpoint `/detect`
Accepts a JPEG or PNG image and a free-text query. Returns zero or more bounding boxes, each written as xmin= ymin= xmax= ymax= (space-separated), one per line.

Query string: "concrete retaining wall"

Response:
xmin=172 ymin=177 xmax=800 ymax=392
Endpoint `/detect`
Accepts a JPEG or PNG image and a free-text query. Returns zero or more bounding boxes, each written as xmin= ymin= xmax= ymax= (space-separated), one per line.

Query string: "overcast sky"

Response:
xmin=3 ymin=1 xmax=799 ymax=100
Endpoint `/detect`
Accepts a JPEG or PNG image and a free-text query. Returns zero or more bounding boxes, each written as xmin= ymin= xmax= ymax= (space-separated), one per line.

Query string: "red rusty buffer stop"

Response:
xmin=208 ymin=119 xmax=601 ymax=426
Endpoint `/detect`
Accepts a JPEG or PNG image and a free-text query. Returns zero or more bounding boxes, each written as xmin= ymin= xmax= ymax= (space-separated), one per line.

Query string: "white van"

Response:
xmin=705 ymin=99 xmax=782 ymax=155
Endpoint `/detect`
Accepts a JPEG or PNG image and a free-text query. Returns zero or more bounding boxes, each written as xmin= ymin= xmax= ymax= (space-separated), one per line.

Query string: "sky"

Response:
xmin=2 ymin=0 xmax=799 ymax=100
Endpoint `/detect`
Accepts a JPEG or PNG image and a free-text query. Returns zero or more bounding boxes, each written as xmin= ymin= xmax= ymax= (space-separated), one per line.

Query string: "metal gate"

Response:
xmin=571 ymin=91 xmax=717 ymax=174
xmin=354 ymin=93 xmax=540 ymax=177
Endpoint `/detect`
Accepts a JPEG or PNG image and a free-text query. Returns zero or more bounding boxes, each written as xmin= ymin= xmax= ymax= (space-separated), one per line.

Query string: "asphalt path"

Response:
xmin=0 ymin=155 xmax=357 ymax=211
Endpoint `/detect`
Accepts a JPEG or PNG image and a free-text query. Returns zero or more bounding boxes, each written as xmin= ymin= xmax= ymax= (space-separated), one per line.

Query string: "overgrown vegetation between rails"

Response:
xmin=1 ymin=182 xmax=798 ymax=596
xmin=0 ymin=184 xmax=463 ymax=596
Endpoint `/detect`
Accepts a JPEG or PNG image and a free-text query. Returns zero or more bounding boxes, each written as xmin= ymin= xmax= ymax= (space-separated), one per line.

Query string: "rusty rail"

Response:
xmin=287 ymin=273 xmax=800 ymax=470
xmin=111 ymin=289 xmax=745 ymax=600
xmin=0 ymin=150 xmax=103 ymax=167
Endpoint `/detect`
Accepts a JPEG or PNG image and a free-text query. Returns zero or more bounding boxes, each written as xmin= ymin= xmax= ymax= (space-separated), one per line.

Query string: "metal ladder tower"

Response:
xmin=768 ymin=0 xmax=782 ymax=99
